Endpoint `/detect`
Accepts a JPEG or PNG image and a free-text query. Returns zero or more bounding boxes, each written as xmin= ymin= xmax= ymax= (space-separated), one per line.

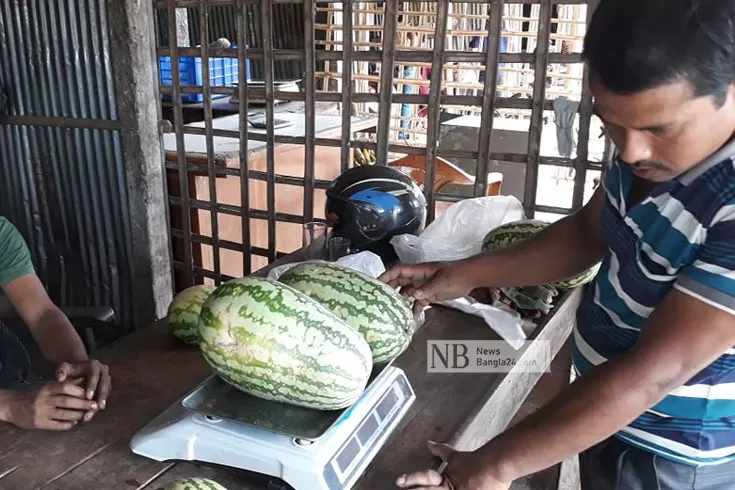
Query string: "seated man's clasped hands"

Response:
xmin=0 ymin=217 xmax=111 ymax=430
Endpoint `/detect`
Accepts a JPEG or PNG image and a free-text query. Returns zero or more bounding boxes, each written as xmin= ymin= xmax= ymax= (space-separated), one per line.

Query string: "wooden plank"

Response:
xmin=448 ymin=287 xmax=581 ymax=453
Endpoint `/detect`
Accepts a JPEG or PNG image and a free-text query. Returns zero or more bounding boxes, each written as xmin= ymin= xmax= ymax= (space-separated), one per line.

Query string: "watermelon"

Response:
xmin=167 ymin=284 xmax=217 ymax=345
xmin=154 ymin=478 xmax=228 ymax=490
xmin=481 ymin=219 xmax=601 ymax=289
xmin=198 ymin=276 xmax=373 ymax=410
xmin=278 ymin=262 xmax=415 ymax=365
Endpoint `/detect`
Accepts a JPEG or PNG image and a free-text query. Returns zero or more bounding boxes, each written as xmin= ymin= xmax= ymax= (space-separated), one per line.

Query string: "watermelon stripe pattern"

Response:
xmin=167 ymin=284 xmax=217 ymax=345
xmin=278 ymin=262 xmax=415 ymax=365
xmin=481 ymin=219 xmax=601 ymax=289
xmin=154 ymin=477 xmax=229 ymax=490
xmin=198 ymin=276 xmax=373 ymax=410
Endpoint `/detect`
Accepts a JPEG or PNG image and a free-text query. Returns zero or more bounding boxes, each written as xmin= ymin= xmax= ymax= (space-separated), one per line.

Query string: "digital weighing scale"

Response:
xmin=130 ymin=364 xmax=415 ymax=490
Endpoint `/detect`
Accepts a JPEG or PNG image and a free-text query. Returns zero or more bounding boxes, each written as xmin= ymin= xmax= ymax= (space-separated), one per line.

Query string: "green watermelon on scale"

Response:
xmin=153 ymin=478 xmax=228 ymax=490
xmin=198 ymin=276 xmax=373 ymax=411
xmin=167 ymin=284 xmax=217 ymax=345
xmin=481 ymin=219 xmax=601 ymax=289
xmin=278 ymin=261 xmax=415 ymax=365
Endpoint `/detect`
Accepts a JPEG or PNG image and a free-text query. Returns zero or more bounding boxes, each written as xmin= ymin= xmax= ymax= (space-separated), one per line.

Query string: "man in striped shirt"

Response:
xmin=383 ymin=0 xmax=735 ymax=488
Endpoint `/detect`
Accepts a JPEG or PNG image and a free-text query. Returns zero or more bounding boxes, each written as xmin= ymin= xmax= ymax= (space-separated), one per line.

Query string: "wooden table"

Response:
xmin=0 ymin=266 xmax=581 ymax=490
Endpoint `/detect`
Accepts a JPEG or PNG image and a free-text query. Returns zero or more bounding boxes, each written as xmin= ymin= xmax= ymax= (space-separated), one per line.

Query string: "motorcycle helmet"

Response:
xmin=325 ymin=164 xmax=427 ymax=262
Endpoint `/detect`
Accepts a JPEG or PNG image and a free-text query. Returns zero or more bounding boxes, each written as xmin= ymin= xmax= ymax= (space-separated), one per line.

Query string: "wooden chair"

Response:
xmin=386 ymin=154 xmax=503 ymax=217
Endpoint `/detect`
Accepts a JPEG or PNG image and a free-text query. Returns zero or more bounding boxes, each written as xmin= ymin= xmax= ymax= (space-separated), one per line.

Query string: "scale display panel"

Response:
xmin=322 ymin=375 xmax=413 ymax=489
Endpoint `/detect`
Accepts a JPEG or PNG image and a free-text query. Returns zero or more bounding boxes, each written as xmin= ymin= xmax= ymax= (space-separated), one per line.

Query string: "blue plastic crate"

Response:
xmin=159 ymin=44 xmax=251 ymax=103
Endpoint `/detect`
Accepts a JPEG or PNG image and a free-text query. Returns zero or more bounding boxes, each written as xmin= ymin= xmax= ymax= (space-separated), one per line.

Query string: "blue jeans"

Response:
xmin=0 ymin=320 xmax=32 ymax=390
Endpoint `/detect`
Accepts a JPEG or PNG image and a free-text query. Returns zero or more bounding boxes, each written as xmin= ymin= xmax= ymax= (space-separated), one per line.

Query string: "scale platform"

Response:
xmin=130 ymin=364 xmax=415 ymax=490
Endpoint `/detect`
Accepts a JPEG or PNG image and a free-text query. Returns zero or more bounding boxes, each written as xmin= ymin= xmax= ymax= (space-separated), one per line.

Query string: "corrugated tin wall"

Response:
xmin=0 ymin=0 xmax=134 ymax=329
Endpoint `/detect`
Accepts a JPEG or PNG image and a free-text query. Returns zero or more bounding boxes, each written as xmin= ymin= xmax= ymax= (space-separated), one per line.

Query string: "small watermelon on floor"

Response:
xmin=154 ymin=477 xmax=229 ymax=490
xmin=481 ymin=219 xmax=601 ymax=290
xmin=167 ymin=284 xmax=217 ymax=345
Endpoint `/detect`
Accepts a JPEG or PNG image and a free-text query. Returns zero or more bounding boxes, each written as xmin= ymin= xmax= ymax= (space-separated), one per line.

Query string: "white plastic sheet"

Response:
xmin=390 ymin=195 xmax=525 ymax=264
xmin=389 ymin=195 xmax=531 ymax=349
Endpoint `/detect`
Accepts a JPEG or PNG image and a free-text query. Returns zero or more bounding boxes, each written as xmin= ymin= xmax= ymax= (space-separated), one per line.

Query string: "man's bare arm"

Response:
xmin=2 ymin=274 xmax=88 ymax=365
xmin=470 ymin=289 xmax=735 ymax=483
xmin=465 ymin=185 xmax=607 ymax=289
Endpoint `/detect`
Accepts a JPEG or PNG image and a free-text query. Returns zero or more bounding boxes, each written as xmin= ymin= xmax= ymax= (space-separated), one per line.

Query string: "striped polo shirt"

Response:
xmin=573 ymin=138 xmax=735 ymax=466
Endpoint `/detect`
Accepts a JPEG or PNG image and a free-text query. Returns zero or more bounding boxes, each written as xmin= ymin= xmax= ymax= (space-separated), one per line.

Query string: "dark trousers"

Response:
xmin=580 ymin=436 xmax=735 ymax=490
xmin=0 ymin=320 xmax=32 ymax=390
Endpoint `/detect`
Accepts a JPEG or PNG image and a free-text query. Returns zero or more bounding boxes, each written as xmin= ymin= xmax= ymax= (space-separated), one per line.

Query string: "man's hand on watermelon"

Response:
xmin=379 ymin=261 xmax=477 ymax=310
xmin=394 ymin=440 xmax=510 ymax=490
xmin=55 ymin=359 xmax=111 ymax=420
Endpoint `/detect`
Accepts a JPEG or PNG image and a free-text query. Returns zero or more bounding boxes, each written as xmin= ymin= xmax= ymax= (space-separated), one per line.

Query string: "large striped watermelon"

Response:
xmin=198 ymin=276 xmax=373 ymax=410
xmin=278 ymin=262 xmax=415 ymax=365
xmin=481 ymin=219 xmax=601 ymax=289
xmin=154 ymin=478 xmax=228 ymax=490
xmin=167 ymin=284 xmax=217 ymax=345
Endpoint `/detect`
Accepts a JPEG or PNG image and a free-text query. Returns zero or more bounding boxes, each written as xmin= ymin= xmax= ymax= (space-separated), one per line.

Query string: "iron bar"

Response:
xmin=339 ymin=0 xmax=354 ymax=173
xmin=262 ymin=0 xmax=277 ymax=261
xmin=302 ymin=0 xmax=316 ymax=222
xmin=157 ymin=85 xmax=574 ymax=112
xmin=236 ymin=0 xmax=252 ymax=275
xmin=422 ymin=0 xmax=449 ymax=223
xmin=522 ymin=0 xmax=553 ymax=219
xmin=375 ymin=0 xmax=398 ymax=165
xmin=166 ymin=0 xmax=194 ymax=288
xmin=155 ymin=0 xmax=589 ymax=8
xmin=474 ymin=0 xmax=504 ymax=198
xmin=157 ymin=45 xmax=584 ymax=64
xmin=571 ymin=0 xmax=598 ymax=210
xmin=199 ymin=0 xmax=222 ymax=284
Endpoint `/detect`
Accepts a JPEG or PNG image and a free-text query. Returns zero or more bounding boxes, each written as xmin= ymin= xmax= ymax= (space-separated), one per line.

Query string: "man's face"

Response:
xmin=590 ymin=77 xmax=735 ymax=183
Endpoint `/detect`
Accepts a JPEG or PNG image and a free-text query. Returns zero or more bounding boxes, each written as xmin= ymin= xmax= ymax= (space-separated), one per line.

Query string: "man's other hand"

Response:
xmin=1 ymin=380 xmax=98 ymax=430
xmin=55 ymin=360 xmax=111 ymax=412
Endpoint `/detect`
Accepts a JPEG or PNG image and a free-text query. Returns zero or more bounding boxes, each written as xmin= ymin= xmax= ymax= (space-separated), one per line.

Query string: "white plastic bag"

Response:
xmin=389 ymin=195 xmax=530 ymax=349
xmin=390 ymin=195 xmax=525 ymax=264
xmin=266 ymin=250 xmax=386 ymax=281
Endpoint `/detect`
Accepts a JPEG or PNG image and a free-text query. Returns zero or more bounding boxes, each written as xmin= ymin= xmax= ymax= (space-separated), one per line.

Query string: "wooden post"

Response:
xmin=107 ymin=0 xmax=174 ymax=327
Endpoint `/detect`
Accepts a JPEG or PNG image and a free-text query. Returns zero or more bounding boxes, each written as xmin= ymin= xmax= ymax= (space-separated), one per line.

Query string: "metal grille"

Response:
xmin=154 ymin=0 xmax=611 ymax=292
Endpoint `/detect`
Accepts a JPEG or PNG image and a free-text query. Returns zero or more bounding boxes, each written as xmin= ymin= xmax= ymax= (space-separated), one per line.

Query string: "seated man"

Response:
xmin=0 ymin=217 xmax=111 ymax=430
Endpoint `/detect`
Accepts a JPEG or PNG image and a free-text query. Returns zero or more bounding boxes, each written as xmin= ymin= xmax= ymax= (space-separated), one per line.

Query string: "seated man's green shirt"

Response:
xmin=0 ymin=217 xmax=35 ymax=287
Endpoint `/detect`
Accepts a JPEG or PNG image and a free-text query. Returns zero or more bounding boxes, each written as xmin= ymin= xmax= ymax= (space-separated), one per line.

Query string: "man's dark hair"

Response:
xmin=583 ymin=0 xmax=735 ymax=106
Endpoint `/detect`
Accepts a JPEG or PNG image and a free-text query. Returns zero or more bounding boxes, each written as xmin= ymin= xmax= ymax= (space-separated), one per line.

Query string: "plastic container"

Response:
xmin=159 ymin=44 xmax=251 ymax=103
